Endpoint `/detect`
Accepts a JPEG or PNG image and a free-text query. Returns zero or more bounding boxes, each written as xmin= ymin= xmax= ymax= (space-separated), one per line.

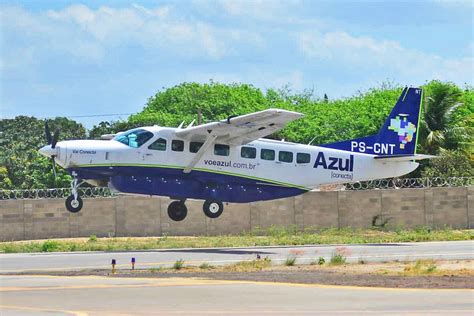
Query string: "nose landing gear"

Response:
xmin=65 ymin=175 xmax=84 ymax=213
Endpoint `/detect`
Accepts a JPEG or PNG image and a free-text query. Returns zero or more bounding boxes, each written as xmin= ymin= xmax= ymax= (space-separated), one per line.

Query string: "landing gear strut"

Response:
xmin=203 ymin=200 xmax=224 ymax=219
xmin=167 ymin=200 xmax=188 ymax=221
xmin=65 ymin=175 xmax=83 ymax=213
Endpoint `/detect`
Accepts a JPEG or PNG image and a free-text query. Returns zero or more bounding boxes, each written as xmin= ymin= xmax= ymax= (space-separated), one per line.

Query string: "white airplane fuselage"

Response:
xmin=46 ymin=126 xmax=418 ymax=203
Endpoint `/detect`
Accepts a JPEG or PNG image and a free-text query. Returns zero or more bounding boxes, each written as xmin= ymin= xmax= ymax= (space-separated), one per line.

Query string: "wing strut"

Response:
xmin=183 ymin=133 xmax=218 ymax=174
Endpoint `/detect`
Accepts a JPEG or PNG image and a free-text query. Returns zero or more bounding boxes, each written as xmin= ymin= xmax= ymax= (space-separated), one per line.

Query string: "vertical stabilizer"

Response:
xmin=320 ymin=87 xmax=423 ymax=156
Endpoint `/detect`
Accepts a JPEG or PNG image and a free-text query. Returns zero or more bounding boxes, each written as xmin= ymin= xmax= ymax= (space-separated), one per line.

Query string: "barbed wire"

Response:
xmin=0 ymin=187 xmax=115 ymax=200
xmin=0 ymin=177 xmax=472 ymax=200
xmin=343 ymin=177 xmax=473 ymax=190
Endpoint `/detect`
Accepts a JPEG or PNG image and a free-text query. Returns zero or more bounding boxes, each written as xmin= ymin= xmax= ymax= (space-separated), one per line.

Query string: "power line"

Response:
xmin=44 ymin=113 xmax=134 ymax=119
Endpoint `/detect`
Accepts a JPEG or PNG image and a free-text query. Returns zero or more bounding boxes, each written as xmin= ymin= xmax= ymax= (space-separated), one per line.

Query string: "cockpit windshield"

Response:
xmin=113 ymin=129 xmax=154 ymax=148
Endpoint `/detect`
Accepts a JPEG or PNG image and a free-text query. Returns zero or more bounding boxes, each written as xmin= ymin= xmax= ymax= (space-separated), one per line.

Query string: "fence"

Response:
xmin=0 ymin=177 xmax=472 ymax=200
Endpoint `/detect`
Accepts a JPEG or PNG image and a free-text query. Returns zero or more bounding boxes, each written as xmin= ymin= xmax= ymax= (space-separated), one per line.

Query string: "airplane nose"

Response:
xmin=39 ymin=145 xmax=57 ymax=158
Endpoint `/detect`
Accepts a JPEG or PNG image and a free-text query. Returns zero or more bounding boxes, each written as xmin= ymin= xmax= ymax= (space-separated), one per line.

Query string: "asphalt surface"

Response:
xmin=1 ymin=241 xmax=473 ymax=273
xmin=1 ymin=275 xmax=473 ymax=315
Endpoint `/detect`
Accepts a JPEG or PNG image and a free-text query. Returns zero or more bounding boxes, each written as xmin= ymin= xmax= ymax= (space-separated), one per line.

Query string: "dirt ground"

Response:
xmin=7 ymin=260 xmax=474 ymax=289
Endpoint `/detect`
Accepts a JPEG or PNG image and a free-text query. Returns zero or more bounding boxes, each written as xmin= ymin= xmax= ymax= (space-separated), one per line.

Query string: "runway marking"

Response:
xmin=1 ymin=305 xmax=471 ymax=316
xmin=0 ymin=278 xmax=238 ymax=292
xmin=1 ymin=275 xmax=472 ymax=292
xmin=0 ymin=304 xmax=87 ymax=316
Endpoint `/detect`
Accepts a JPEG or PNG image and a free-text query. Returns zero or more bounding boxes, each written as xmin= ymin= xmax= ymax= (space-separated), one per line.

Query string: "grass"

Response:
xmin=330 ymin=253 xmax=346 ymax=265
xmin=285 ymin=256 xmax=297 ymax=266
xmin=199 ymin=262 xmax=215 ymax=270
xmin=173 ymin=259 xmax=185 ymax=270
xmin=310 ymin=257 xmax=326 ymax=265
xmin=0 ymin=227 xmax=472 ymax=253
xmin=403 ymin=260 xmax=438 ymax=275
xmin=225 ymin=258 xmax=272 ymax=272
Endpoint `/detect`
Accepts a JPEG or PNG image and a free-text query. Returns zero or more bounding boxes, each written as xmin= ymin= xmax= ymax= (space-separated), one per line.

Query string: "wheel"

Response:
xmin=65 ymin=195 xmax=83 ymax=213
xmin=203 ymin=200 xmax=224 ymax=218
xmin=168 ymin=201 xmax=188 ymax=221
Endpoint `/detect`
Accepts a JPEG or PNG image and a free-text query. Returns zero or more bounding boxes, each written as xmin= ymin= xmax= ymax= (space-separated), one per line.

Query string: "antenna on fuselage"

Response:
xmin=187 ymin=120 xmax=195 ymax=128
xmin=177 ymin=121 xmax=185 ymax=129
xmin=308 ymin=135 xmax=318 ymax=146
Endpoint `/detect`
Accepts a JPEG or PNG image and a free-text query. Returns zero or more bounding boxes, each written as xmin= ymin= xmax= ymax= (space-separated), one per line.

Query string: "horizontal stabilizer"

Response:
xmin=374 ymin=154 xmax=436 ymax=162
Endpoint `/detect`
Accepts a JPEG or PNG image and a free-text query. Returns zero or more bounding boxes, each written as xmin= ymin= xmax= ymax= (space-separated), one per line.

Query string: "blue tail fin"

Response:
xmin=321 ymin=87 xmax=422 ymax=156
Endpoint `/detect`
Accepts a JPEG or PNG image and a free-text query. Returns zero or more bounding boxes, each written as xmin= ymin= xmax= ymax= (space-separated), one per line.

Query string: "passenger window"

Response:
xmin=279 ymin=151 xmax=293 ymax=163
xmin=148 ymin=138 xmax=167 ymax=151
xmin=241 ymin=147 xmax=256 ymax=159
xmin=190 ymin=142 xmax=204 ymax=153
xmin=260 ymin=149 xmax=275 ymax=161
xmin=297 ymin=153 xmax=311 ymax=164
xmin=172 ymin=140 xmax=184 ymax=152
xmin=214 ymin=144 xmax=230 ymax=156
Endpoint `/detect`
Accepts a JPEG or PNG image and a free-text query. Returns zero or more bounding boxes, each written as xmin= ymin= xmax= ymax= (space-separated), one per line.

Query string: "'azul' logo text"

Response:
xmin=313 ymin=152 xmax=354 ymax=172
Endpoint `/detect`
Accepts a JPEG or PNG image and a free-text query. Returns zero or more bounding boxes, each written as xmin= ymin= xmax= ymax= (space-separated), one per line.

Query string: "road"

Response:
xmin=1 ymin=275 xmax=473 ymax=315
xmin=1 ymin=240 xmax=473 ymax=273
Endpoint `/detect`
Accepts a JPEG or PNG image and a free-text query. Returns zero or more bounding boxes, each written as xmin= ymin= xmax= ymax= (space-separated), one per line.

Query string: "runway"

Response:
xmin=1 ymin=240 xmax=473 ymax=273
xmin=1 ymin=275 xmax=472 ymax=315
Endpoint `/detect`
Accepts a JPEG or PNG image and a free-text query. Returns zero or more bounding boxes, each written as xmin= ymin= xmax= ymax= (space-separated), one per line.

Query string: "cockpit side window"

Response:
xmin=148 ymin=138 xmax=167 ymax=151
xmin=114 ymin=129 xmax=154 ymax=148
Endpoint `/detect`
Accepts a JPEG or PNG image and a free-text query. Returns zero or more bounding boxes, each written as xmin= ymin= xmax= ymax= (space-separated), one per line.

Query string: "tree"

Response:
xmin=0 ymin=116 xmax=86 ymax=189
xmin=421 ymin=150 xmax=473 ymax=178
xmin=418 ymin=81 xmax=467 ymax=155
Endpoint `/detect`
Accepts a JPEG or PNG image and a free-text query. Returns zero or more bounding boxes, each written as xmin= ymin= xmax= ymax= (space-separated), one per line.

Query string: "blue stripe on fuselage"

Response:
xmin=68 ymin=165 xmax=307 ymax=203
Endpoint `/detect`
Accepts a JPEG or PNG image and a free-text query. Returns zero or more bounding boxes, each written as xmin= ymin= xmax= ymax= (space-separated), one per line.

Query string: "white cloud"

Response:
xmin=297 ymin=30 xmax=473 ymax=85
xmin=1 ymin=4 xmax=263 ymax=64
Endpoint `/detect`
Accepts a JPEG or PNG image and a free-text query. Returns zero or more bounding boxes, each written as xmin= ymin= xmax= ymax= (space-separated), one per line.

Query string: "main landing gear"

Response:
xmin=65 ymin=175 xmax=83 ymax=213
xmin=167 ymin=199 xmax=225 ymax=221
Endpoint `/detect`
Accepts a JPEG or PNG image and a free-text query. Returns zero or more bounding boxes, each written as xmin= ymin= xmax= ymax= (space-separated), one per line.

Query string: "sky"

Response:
xmin=1 ymin=0 xmax=473 ymax=128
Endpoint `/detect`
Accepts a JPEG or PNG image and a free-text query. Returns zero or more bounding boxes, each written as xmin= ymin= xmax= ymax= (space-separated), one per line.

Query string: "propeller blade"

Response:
xmin=45 ymin=122 xmax=52 ymax=145
xmin=51 ymin=128 xmax=60 ymax=149
xmin=51 ymin=157 xmax=57 ymax=186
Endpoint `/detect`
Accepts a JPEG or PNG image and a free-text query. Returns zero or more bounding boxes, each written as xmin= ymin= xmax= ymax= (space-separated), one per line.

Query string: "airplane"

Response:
xmin=39 ymin=87 xmax=433 ymax=221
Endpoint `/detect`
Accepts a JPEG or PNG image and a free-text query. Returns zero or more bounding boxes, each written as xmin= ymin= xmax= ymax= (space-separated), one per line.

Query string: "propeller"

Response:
xmin=44 ymin=122 xmax=61 ymax=185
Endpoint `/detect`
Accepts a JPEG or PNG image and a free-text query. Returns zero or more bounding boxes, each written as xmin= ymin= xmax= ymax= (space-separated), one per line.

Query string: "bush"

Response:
xmin=285 ymin=256 xmax=296 ymax=266
xmin=88 ymin=235 xmax=97 ymax=242
xmin=199 ymin=262 xmax=215 ymax=270
xmin=173 ymin=259 xmax=185 ymax=270
xmin=41 ymin=240 xmax=60 ymax=252
xmin=330 ymin=253 xmax=346 ymax=265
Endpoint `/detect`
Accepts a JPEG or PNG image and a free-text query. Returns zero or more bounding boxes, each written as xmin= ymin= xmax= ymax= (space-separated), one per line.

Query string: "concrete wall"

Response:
xmin=1 ymin=187 xmax=472 ymax=241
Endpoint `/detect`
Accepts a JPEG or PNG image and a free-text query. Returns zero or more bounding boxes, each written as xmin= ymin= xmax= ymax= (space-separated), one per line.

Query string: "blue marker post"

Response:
xmin=111 ymin=259 xmax=116 ymax=274
xmin=131 ymin=257 xmax=136 ymax=270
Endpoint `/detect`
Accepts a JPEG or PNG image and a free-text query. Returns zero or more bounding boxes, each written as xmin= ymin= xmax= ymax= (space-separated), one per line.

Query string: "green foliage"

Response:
xmin=329 ymin=252 xmax=346 ymax=265
xmin=41 ymin=240 xmax=60 ymax=252
xmin=0 ymin=116 xmax=86 ymax=189
xmin=88 ymin=235 xmax=98 ymax=242
xmin=284 ymin=256 xmax=297 ymax=266
xmin=173 ymin=259 xmax=185 ymax=270
xmin=421 ymin=150 xmax=474 ymax=178
xmin=199 ymin=262 xmax=215 ymax=269
xmin=419 ymin=81 xmax=472 ymax=155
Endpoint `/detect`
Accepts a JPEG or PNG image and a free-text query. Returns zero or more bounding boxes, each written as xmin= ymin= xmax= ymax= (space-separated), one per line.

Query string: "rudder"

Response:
xmin=320 ymin=87 xmax=423 ymax=156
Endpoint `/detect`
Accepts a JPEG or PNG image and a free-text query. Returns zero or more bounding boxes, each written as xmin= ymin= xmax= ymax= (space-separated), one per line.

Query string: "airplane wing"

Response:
xmin=175 ymin=109 xmax=303 ymax=145
xmin=175 ymin=108 xmax=304 ymax=173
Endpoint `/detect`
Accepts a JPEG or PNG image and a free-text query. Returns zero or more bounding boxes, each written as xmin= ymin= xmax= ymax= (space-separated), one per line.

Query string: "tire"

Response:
xmin=203 ymin=200 xmax=224 ymax=218
xmin=168 ymin=201 xmax=188 ymax=221
xmin=65 ymin=195 xmax=83 ymax=213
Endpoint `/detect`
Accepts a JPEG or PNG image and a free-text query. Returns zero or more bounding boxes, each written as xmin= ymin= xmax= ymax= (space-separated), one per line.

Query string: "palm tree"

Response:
xmin=419 ymin=82 xmax=465 ymax=155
